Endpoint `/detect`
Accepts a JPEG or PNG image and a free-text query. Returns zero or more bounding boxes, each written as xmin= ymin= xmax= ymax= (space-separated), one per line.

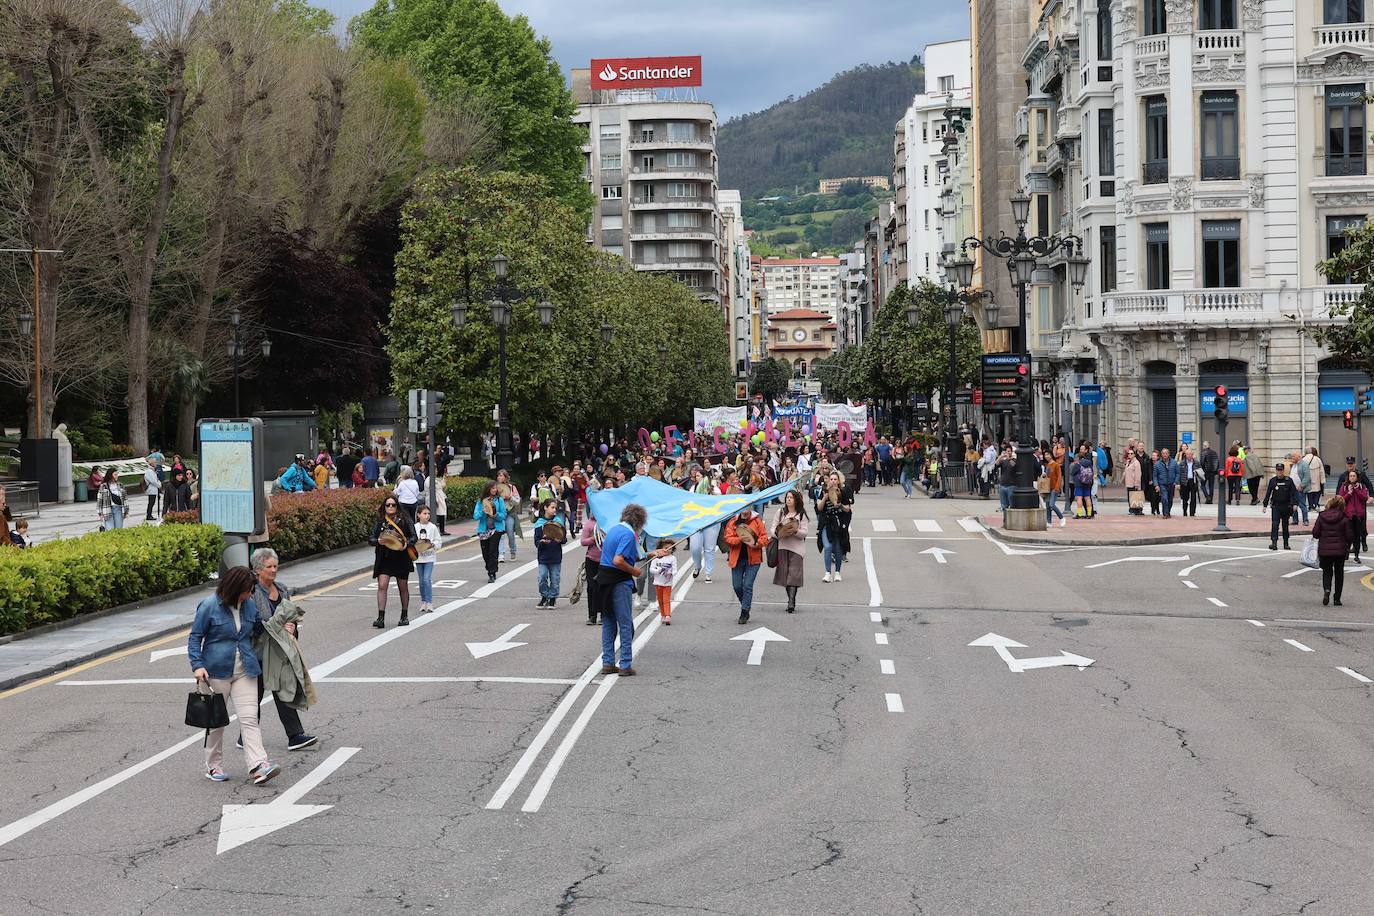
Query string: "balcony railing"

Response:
xmin=1314 ymin=23 xmax=1372 ymax=47
xmin=628 ymin=136 xmax=713 ymax=149
xmin=1136 ymin=35 xmax=1168 ymax=57
xmin=628 ymin=166 xmax=715 ymax=180
xmin=1326 ymin=155 xmax=1367 ymax=177
xmin=630 ymin=226 xmax=714 ymax=241
xmin=1184 ymin=289 xmax=1263 ymax=312
xmin=1196 ymin=30 xmax=1244 ymax=52
xmin=1200 ymin=156 xmax=1241 ymax=180
xmin=633 ymin=257 xmax=718 ymax=271
xmin=1112 ymin=293 xmax=1169 ymax=314
xmin=1315 ymin=284 xmax=1364 ymax=318
xmin=630 ymin=197 xmax=713 ymax=210
xmin=1143 ymin=160 xmax=1169 ymax=185
xmin=1092 ymin=287 xmax=1273 ymax=325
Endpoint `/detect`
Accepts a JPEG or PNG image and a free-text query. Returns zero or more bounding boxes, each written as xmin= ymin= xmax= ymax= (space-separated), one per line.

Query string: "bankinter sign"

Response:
xmin=590 ymin=56 xmax=702 ymax=90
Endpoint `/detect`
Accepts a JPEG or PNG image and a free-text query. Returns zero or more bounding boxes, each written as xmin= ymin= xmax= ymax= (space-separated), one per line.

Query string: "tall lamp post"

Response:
xmin=950 ymin=190 xmax=1088 ymax=517
xmin=225 ymin=306 xmax=272 ymax=416
xmin=450 ymin=252 xmax=555 ymax=471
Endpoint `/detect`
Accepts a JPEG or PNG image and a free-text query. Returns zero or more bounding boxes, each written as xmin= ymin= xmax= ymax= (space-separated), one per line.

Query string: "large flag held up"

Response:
xmin=586 ymin=476 xmax=798 ymax=541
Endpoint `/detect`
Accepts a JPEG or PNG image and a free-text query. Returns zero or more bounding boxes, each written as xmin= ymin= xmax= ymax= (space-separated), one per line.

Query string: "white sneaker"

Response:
xmin=704 ymin=574 xmax=712 ymax=582
xmin=834 ymin=573 xmax=842 ymax=582
xmin=1060 ymin=517 xmax=1067 ymax=527
xmin=822 ymin=572 xmax=832 ymax=583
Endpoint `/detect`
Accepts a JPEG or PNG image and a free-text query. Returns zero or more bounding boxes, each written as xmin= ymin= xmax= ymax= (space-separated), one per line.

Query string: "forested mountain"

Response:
xmin=718 ymin=59 xmax=924 ymax=199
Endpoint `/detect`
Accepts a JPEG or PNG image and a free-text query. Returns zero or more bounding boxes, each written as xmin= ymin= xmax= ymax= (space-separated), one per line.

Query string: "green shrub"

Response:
xmin=166 ymin=488 xmax=389 ymax=563
xmin=0 ymin=524 xmax=222 ymax=635
xmin=444 ymin=476 xmax=491 ymax=520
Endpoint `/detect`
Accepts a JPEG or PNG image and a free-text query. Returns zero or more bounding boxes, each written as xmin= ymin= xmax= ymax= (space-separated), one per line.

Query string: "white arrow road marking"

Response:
xmin=968 ymin=633 xmax=1094 ymax=673
xmin=1085 ymin=554 xmax=1189 ymax=569
xmin=217 ymin=747 xmax=360 ymax=855
xmin=731 ymin=626 xmax=789 ymax=666
xmin=921 ymin=547 xmax=954 ymax=564
xmin=465 ymin=624 xmax=530 ymax=659
xmin=148 ymin=647 xmax=185 ymax=663
xmin=1177 ymin=553 xmax=1272 ymax=577
xmin=1338 ymin=667 xmax=1373 ymax=684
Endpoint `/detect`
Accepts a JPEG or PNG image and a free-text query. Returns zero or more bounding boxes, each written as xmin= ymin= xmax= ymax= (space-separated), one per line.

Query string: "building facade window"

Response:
xmin=1325 ymin=0 xmax=1363 ymax=23
xmin=667 ymin=211 xmax=702 ymax=228
xmin=1201 ymin=220 xmax=1241 ymax=288
xmin=1033 ymin=108 xmax=1051 ymax=163
xmin=665 ymin=182 xmax=698 ymax=198
xmin=1100 ymin=226 xmax=1118 ymax=292
xmin=1098 ymin=109 xmax=1115 ymax=176
xmin=601 ymin=185 xmax=622 ymax=200
xmin=1034 ymin=193 xmax=1051 ymax=238
xmin=1200 ymin=91 xmax=1240 ymax=180
xmin=1326 ymin=84 xmax=1367 ymax=177
xmin=938 ymin=75 xmax=955 ymax=92
xmin=599 ymin=124 xmax=622 ymax=140
xmin=665 ymin=151 xmax=699 ymax=167
xmin=1198 ymin=0 xmax=1236 ymax=29
xmin=1145 ymin=0 xmax=1168 ymax=35
xmin=666 ymin=122 xmax=697 ymax=141
xmin=1326 ymin=215 xmax=1366 ymax=282
xmin=600 ymin=153 xmax=621 ymax=170
xmin=1097 ymin=0 xmax=1113 ymax=60
xmin=1144 ymin=96 xmax=1168 ymax=184
xmin=1145 ymin=223 xmax=1170 ymax=290
xmin=668 ymin=242 xmax=700 ymax=259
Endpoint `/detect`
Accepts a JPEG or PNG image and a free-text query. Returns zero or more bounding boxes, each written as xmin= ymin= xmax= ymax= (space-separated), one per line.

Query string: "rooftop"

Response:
xmin=760 ymin=257 xmax=844 ymax=267
xmin=770 ymin=308 xmax=834 ymax=321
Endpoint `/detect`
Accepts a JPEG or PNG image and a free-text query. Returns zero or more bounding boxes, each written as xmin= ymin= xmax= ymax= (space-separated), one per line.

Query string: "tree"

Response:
xmin=749 ymin=357 xmax=791 ymax=405
xmin=353 ymin=0 xmax=589 ymax=214
xmin=1313 ymin=222 xmax=1374 ymax=376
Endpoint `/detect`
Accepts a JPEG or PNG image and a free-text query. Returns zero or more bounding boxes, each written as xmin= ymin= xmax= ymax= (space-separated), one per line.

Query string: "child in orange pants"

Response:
xmin=649 ymin=540 xmax=676 ymax=625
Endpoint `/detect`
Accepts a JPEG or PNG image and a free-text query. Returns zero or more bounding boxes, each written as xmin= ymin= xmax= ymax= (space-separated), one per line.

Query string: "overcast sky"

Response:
xmin=320 ymin=0 xmax=969 ymax=120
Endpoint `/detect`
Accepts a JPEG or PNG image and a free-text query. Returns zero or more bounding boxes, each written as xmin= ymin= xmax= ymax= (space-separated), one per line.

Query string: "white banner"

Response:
xmin=693 ymin=406 xmax=747 ymax=431
xmin=814 ymin=403 xmax=869 ymax=432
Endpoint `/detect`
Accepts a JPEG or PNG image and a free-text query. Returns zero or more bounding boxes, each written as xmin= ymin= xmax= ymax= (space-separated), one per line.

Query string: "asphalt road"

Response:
xmin=3 ymin=487 xmax=1374 ymax=915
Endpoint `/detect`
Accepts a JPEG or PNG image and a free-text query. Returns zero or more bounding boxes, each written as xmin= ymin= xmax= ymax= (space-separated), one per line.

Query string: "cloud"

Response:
xmin=317 ymin=0 xmax=969 ymax=118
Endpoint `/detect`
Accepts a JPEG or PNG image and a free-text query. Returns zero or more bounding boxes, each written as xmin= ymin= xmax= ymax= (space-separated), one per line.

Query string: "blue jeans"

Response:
xmin=1045 ymin=490 xmax=1064 ymax=522
xmin=499 ymin=515 xmax=517 ymax=559
xmin=538 ymin=562 xmax=561 ymax=600
xmin=821 ymin=528 xmax=844 ymax=573
xmin=731 ymin=561 xmax=760 ymax=613
xmin=900 ymin=471 xmax=913 ymax=496
xmin=602 ymin=580 xmax=635 ymax=668
xmin=104 ymin=505 xmax=125 ymax=530
xmin=998 ymin=484 xmax=1014 ymax=510
xmin=1159 ymin=484 xmax=1175 ymax=517
xmin=689 ymin=525 xmax=717 ymax=576
xmin=417 ymin=561 xmax=434 ymax=603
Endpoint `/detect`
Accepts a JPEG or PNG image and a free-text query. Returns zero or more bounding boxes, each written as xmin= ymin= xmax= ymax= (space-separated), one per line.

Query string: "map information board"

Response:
xmin=199 ymin=420 xmax=264 ymax=535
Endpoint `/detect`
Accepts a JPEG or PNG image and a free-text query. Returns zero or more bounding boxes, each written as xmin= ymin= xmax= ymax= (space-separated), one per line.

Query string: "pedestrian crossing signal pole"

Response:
xmin=1356 ymin=386 xmax=1371 ymax=477
xmin=1213 ymin=384 xmax=1230 ymax=534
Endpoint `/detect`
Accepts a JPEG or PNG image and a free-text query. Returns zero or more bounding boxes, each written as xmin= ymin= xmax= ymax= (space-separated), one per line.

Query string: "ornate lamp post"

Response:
xmin=953 ymin=190 xmax=1089 ymax=519
xmin=224 ymin=306 xmax=271 ymax=416
xmin=450 ymin=251 xmax=555 ymax=471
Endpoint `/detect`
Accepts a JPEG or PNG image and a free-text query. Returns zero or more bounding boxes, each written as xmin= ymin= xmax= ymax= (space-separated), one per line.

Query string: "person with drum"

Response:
xmin=817 ymin=470 xmax=853 ymax=582
xmin=369 ymin=494 xmax=417 ymax=628
xmin=496 ymin=469 xmax=520 ymax=563
xmin=474 ymin=480 xmax=508 ymax=583
xmin=413 ymin=505 xmax=442 ymax=613
xmin=772 ymin=489 xmax=809 ymax=613
xmin=724 ymin=506 xmax=769 ymax=625
xmin=533 ymin=498 xmax=568 ymax=608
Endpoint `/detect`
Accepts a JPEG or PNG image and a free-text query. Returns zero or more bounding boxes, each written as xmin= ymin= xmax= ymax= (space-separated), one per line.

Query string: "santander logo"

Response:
xmin=598 ymin=64 xmax=618 ymax=82
xmin=590 ymin=56 xmax=702 ymax=90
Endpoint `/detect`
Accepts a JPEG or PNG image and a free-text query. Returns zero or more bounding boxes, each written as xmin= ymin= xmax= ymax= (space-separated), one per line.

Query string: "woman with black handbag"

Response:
xmin=188 ymin=566 xmax=281 ymax=786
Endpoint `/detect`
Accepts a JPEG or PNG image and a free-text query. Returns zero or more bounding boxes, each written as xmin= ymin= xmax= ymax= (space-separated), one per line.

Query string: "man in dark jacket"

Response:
xmin=1263 ymin=462 xmax=1298 ymax=550
xmin=334 ymin=449 xmax=359 ymax=489
xmin=1200 ymin=442 xmax=1220 ymax=503
xmin=1152 ymin=448 xmax=1180 ymax=519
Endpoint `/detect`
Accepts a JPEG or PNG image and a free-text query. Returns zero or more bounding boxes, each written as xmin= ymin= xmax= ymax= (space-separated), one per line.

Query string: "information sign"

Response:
xmin=981 ymin=354 xmax=1030 ymax=412
xmin=198 ymin=419 xmax=266 ymax=536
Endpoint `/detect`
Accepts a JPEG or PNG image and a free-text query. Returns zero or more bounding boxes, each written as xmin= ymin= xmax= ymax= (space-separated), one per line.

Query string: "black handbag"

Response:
xmin=185 ymin=682 xmax=230 ymax=732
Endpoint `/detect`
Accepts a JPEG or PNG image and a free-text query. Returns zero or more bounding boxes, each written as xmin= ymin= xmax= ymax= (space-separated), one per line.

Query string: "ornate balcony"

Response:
xmin=1087 ymin=287 xmax=1275 ymax=329
xmin=1314 ymin=23 xmax=1373 ymax=49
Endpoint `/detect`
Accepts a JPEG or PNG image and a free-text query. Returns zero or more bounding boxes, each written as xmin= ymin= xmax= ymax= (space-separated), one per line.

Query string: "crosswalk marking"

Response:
xmin=1339 ymin=666 xmax=1373 ymax=684
xmin=913 ymin=519 xmax=941 ymax=533
xmin=871 ymin=519 xmax=897 ymax=532
xmin=958 ymin=518 xmax=983 ymax=533
xmin=885 ymin=693 xmax=905 ymax=713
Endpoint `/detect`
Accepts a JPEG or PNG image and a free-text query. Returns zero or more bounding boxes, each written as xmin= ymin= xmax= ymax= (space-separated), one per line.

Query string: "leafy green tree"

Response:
xmin=844 ymin=281 xmax=982 ymax=403
xmin=353 ymin=0 xmax=590 ymax=214
xmin=749 ymin=357 xmax=792 ymax=405
xmin=1313 ymin=222 xmax=1374 ymax=376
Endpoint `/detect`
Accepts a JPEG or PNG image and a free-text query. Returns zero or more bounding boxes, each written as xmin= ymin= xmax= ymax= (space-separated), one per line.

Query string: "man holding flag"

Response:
xmin=596 ymin=503 xmax=667 ymax=677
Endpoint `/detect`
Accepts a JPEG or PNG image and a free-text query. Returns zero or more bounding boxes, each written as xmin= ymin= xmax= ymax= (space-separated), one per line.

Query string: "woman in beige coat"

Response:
xmin=772 ymin=489 xmax=810 ymax=614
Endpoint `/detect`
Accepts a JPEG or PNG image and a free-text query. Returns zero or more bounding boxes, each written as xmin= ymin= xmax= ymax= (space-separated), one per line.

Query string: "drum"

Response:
xmin=481 ymin=496 xmax=496 ymax=518
xmin=777 ymin=518 xmax=799 ymax=539
xmin=415 ymin=538 xmax=435 ymax=554
xmin=377 ymin=530 xmax=406 ymax=551
xmin=542 ymin=521 xmax=566 ymax=543
xmin=736 ymin=523 xmax=757 ymax=547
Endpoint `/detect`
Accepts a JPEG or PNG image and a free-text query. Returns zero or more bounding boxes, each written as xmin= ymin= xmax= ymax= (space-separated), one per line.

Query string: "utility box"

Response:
xmin=19 ymin=438 xmax=58 ymax=502
xmin=256 ymin=411 xmax=318 ymax=482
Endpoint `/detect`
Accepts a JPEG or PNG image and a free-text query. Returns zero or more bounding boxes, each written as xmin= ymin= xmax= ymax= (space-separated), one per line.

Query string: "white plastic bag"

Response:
xmin=1300 ymin=536 xmax=1320 ymax=569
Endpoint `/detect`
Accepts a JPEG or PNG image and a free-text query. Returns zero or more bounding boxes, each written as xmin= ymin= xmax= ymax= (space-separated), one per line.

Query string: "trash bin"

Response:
xmin=73 ymin=479 xmax=88 ymax=502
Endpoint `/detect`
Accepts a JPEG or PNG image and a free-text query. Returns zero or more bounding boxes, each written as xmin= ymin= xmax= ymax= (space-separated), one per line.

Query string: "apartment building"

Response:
xmin=572 ymin=75 xmax=724 ymax=309
xmin=764 ymin=308 xmax=839 ymax=378
xmin=758 ymin=256 xmax=843 ymax=318
xmin=720 ymin=190 xmax=753 ymax=378
xmin=1008 ymin=0 xmax=1374 ymax=462
xmin=818 ymin=176 xmax=892 ymax=194
xmin=901 ymin=40 xmax=974 ymax=286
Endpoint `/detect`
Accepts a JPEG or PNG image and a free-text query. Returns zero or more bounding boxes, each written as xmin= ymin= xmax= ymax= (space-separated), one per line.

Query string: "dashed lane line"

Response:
xmin=1246 ymin=619 xmax=1266 ymax=627
xmin=879 ymin=660 xmax=895 ymax=675
xmin=1284 ymin=638 xmax=1315 ymax=653
xmin=1206 ymin=596 xmax=1228 ymax=608
xmin=869 ymin=612 xmax=882 ymax=623
xmin=874 ymin=633 xmax=889 ymax=646
xmin=1183 ymin=580 xmax=1199 ymax=589
xmin=871 ymin=519 xmax=897 ymax=532
xmin=1338 ymin=667 xmax=1373 ymax=684
xmin=863 ymin=538 xmax=883 ymax=607
xmin=913 ymin=519 xmax=941 ymax=533
xmin=885 ymin=693 xmax=905 ymax=713
xmin=957 ymin=518 xmax=983 ymax=533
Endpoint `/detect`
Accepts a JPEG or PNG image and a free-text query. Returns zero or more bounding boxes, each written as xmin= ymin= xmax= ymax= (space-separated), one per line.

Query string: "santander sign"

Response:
xmin=590 ymin=56 xmax=702 ymax=90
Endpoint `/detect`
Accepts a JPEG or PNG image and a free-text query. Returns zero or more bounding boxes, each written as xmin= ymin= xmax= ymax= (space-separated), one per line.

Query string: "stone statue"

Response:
xmin=53 ymin=422 xmax=74 ymax=504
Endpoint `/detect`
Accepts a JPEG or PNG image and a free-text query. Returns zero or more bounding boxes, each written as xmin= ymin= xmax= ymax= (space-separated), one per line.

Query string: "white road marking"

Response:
xmin=1177 ymin=552 xmax=1273 ymax=577
xmin=968 ymin=633 xmax=1095 ymax=672
xmin=958 ymin=518 xmax=983 ymax=533
xmin=322 ymin=676 xmax=581 ymax=686
xmin=869 ymin=612 xmax=882 ymax=623
xmin=1284 ymin=565 xmax=1367 ymax=578
xmin=1 ymin=561 xmax=544 ymax=848
xmin=489 ymin=559 xmax=694 ymax=813
xmin=913 ymin=519 xmax=941 ymax=532
xmin=1284 ymin=639 xmax=1314 ymax=652
xmin=730 ymin=627 xmax=789 ymax=666
xmin=885 ymin=693 xmax=905 ymax=713
xmin=465 ymin=623 xmax=531 ymax=659
xmin=863 ymin=538 xmax=882 ymax=607
xmin=871 ymin=518 xmax=896 ymax=532
xmin=1206 ymin=597 xmax=1228 ymax=607
xmin=1183 ymin=580 xmax=1199 ymax=589
xmin=921 ymin=547 xmax=954 ymax=564
xmin=434 ymin=555 xmax=482 ymax=565
xmin=1246 ymin=619 xmax=1266 ymax=627
xmin=62 ymin=679 xmax=194 ymax=686
xmin=470 ymin=559 xmax=542 ymax=598
xmin=874 ymin=633 xmax=889 ymax=645
xmin=1085 ymin=555 xmax=1189 ymax=569
xmin=217 ymin=746 xmax=361 ymax=854
xmin=1338 ymin=666 xmax=1373 ymax=684
xmin=879 ymin=659 xmax=895 ymax=675
xmin=148 ymin=647 xmax=184 ymax=663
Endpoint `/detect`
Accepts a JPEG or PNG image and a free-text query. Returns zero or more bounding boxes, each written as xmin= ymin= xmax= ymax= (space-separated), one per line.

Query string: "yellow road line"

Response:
xmin=1363 ymin=570 xmax=1374 ymax=592
xmin=0 ymin=534 xmax=481 ymax=700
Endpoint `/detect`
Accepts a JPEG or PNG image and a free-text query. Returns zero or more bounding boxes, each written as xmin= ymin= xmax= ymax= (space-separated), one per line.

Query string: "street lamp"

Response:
xmin=958 ymin=188 xmax=1089 ymax=523
xmin=454 ymin=250 xmax=556 ymax=471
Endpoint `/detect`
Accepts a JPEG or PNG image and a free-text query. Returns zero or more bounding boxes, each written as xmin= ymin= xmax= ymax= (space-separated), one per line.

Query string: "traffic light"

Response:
xmin=425 ymin=389 xmax=445 ymax=427
xmin=1357 ymin=385 xmax=1372 ymax=415
xmin=1344 ymin=409 xmax=1356 ymax=430
xmin=1015 ymin=361 xmax=1030 ymax=402
xmin=1213 ymin=384 xmax=1228 ymax=423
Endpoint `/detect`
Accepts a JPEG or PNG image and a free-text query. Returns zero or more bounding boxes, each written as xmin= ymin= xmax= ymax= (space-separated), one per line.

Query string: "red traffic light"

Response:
xmin=1017 ymin=364 xmax=1028 ymax=375
xmin=1214 ymin=384 xmax=1227 ymax=398
xmin=1344 ymin=409 xmax=1356 ymax=430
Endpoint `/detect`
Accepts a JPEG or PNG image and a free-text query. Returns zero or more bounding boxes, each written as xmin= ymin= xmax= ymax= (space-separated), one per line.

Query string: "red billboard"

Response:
xmin=590 ymin=56 xmax=702 ymax=90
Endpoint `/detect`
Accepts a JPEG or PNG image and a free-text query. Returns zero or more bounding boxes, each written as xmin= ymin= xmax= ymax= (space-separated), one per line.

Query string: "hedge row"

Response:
xmin=0 ymin=524 xmax=222 ymax=636
xmin=166 ymin=488 xmax=390 ymax=563
xmin=444 ymin=476 xmax=491 ymax=520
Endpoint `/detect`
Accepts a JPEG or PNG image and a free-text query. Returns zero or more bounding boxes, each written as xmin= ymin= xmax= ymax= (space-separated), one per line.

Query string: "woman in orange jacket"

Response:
xmin=724 ymin=507 xmax=770 ymax=625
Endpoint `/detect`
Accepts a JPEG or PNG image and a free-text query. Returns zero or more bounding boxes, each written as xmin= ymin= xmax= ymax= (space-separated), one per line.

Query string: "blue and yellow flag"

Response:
xmin=586 ymin=476 xmax=798 ymax=540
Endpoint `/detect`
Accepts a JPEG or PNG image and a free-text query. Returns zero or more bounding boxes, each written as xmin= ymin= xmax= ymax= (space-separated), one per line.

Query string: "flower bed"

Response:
xmin=0 ymin=524 xmax=222 ymax=636
xmin=165 ymin=488 xmax=390 ymax=563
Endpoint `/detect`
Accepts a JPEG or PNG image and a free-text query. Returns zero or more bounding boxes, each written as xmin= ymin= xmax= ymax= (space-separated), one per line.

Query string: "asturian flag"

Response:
xmin=586 ymin=476 xmax=797 ymax=540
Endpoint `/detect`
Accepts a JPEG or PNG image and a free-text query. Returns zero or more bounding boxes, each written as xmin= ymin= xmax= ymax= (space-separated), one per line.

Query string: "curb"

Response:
xmin=981 ymin=521 xmax=1270 ymax=548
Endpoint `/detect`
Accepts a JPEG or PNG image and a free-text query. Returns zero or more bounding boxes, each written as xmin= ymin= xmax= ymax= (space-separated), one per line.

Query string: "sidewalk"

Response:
xmin=984 ymin=511 xmax=1274 ymax=546
xmin=0 ymin=515 xmax=479 ymax=691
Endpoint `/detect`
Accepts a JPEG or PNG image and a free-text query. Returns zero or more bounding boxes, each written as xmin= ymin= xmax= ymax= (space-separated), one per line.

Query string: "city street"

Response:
xmin=3 ymin=487 xmax=1374 ymax=914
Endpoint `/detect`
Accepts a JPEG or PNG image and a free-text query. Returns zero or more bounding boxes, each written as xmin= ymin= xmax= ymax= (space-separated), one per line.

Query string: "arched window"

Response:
xmin=794 ymin=359 xmax=808 ymax=378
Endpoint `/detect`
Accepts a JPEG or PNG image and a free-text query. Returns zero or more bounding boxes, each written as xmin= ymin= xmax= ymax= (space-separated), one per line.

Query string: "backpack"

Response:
xmin=1076 ymin=463 xmax=1094 ymax=486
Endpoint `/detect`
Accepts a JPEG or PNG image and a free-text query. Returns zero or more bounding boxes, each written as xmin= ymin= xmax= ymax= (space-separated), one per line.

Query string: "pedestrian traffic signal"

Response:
xmin=1014 ymin=362 xmax=1030 ymax=402
xmin=1344 ymin=409 xmax=1356 ymax=430
xmin=425 ymin=389 xmax=445 ymax=427
xmin=1213 ymin=384 xmax=1228 ymax=422
xmin=1357 ymin=385 xmax=1372 ymax=415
